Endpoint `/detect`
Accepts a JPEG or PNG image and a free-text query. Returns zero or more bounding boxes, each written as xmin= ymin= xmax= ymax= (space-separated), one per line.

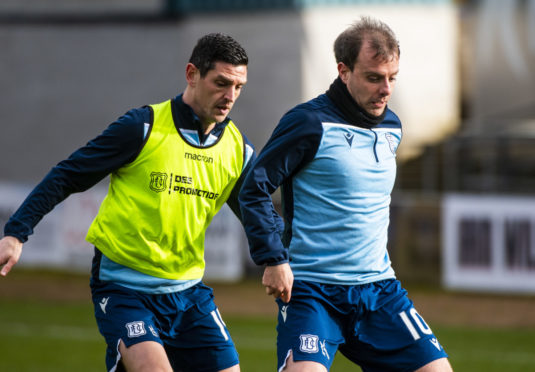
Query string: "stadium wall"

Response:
xmin=0 ymin=2 xmax=460 ymax=283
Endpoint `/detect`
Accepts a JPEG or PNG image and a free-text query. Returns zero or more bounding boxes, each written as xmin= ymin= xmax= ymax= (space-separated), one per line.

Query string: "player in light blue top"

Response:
xmin=239 ymin=17 xmax=453 ymax=372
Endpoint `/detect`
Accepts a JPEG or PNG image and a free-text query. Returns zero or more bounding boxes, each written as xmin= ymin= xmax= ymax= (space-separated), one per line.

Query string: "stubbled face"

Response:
xmin=184 ymin=61 xmax=247 ymax=129
xmin=339 ymin=41 xmax=399 ymax=117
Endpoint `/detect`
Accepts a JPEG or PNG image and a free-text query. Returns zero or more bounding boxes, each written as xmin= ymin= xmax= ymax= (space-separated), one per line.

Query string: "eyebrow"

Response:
xmin=214 ymin=74 xmax=246 ymax=85
xmin=365 ymin=70 xmax=399 ymax=77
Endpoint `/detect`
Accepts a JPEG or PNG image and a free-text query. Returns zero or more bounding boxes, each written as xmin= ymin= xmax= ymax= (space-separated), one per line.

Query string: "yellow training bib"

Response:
xmin=86 ymin=99 xmax=244 ymax=279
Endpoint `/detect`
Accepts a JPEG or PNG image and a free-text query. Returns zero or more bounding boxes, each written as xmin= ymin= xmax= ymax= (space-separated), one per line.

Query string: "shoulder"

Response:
xmin=117 ymin=106 xmax=152 ymax=125
xmin=238 ymin=133 xmax=256 ymax=170
xmin=103 ymin=106 xmax=152 ymax=141
xmin=276 ymin=94 xmax=336 ymax=136
xmin=223 ymin=118 xmax=251 ymax=149
xmin=241 ymin=133 xmax=255 ymax=151
xmin=107 ymin=106 xmax=151 ymax=133
xmin=291 ymin=94 xmax=338 ymax=119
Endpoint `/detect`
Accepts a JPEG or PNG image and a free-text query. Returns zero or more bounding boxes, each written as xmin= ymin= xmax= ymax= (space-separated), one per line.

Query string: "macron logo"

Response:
xmin=430 ymin=338 xmax=441 ymax=351
xmin=344 ymin=132 xmax=354 ymax=147
xmin=99 ymin=297 xmax=110 ymax=314
xmin=281 ymin=305 xmax=288 ymax=322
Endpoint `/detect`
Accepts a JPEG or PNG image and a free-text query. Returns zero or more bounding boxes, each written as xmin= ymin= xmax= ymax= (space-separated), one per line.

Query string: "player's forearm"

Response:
xmin=3 ymin=166 xmax=96 ymax=242
xmin=3 ymin=114 xmax=145 ymax=242
xmin=239 ymin=175 xmax=288 ymax=266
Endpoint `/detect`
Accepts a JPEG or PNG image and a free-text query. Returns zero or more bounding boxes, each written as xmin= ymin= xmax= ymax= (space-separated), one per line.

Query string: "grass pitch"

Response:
xmin=2 ymin=298 xmax=535 ymax=371
xmin=1 ymin=270 xmax=534 ymax=371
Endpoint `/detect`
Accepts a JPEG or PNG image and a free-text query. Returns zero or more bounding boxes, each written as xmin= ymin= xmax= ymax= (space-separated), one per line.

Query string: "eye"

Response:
xmin=367 ymin=75 xmax=380 ymax=83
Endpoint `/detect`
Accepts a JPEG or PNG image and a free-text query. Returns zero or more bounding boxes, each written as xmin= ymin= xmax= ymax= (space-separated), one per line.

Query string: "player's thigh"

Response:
xmin=415 ymin=357 xmax=453 ymax=372
xmin=218 ymin=364 xmax=241 ymax=372
xmin=281 ymin=350 xmax=327 ymax=372
xmin=276 ymin=281 xmax=345 ymax=371
xmin=92 ymin=282 xmax=168 ymax=371
xmin=163 ymin=286 xmax=239 ymax=372
xmin=340 ymin=280 xmax=449 ymax=372
xmin=119 ymin=340 xmax=172 ymax=372
xmin=164 ymin=343 xmax=240 ymax=372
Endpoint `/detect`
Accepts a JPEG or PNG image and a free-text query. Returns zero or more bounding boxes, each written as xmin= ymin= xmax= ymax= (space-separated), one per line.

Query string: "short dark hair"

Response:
xmin=188 ymin=33 xmax=249 ymax=77
xmin=334 ymin=16 xmax=400 ymax=71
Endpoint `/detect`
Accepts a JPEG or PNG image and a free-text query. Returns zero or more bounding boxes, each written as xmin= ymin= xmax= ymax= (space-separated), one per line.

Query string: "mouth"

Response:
xmin=370 ymin=100 xmax=386 ymax=108
xmin=216 ymin=105 xmax=231 ymax=115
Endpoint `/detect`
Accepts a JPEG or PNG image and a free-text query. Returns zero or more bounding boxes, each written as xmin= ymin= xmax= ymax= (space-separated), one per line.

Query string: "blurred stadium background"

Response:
xmin=0 ymin=0 xmax=534 ymax=370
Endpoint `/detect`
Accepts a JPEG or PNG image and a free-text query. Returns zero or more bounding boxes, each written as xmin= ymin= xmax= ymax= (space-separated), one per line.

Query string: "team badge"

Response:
xmin=149 ymin=172 xmax=168 ymax=192
xmin=385 ymin=133 xmax=397 ymax=154
xmin=125 ymin=321 xmax=146 ymax=338
xmin=299 ymin=334 xmax=319 ymax=353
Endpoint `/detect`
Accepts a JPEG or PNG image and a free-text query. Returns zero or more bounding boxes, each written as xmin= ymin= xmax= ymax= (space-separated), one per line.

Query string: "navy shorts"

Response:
xmin=276 ymin=279 xmax=448 ymax=372
xmin=91 ymin=281 xmax=239 ymax=372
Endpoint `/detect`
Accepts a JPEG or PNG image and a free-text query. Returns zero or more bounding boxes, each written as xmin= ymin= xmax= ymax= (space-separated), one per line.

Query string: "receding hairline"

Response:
xmin=361 ymin=32 xmax=400 ymax=62
xmin=334 ymin=17 xmax=400 ymax=69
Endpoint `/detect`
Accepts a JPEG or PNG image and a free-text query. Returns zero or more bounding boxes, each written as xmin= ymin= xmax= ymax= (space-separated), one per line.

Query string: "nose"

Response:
xmin=380 ymin=79 xmax=393 ymax=96
xmin=224 ymin=86 xmax=239 ymax=102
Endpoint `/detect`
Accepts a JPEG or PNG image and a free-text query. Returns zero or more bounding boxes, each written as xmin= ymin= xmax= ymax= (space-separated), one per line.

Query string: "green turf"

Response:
xmin=434 ymin=326 xmax=535 ymax=372
xmin=1 ymin=298 xmax=534 ymax=371
xmin=1 ymin=299 xmax=105 ymax=372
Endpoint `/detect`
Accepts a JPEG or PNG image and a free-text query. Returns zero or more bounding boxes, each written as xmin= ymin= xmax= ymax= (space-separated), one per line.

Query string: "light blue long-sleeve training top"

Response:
xmin=239 ymin=92 xmax=402 ymax=285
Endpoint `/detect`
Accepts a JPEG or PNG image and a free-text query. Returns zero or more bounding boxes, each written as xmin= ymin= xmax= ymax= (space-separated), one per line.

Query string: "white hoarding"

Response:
xmin=443 ymin=194 xmax=535 ymax=293
xmin=0 ymin=181 xmax=246 ymax=281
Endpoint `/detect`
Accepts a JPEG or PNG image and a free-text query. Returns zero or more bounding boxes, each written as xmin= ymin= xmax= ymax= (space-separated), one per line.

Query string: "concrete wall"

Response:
xmin=0 ymin=11 xmax=303 ymax=183
xmin=461 ymin=0 xmax=535 ymax=131
xmin=1 ymin=4 xmax=460 ymax=183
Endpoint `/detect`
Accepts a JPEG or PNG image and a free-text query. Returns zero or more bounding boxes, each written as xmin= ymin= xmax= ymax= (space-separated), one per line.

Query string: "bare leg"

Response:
xmin=414 ymin=357 xmax=453 ymax=372
xmin=281 ymin=350 xmax=327 ymax=372
xmin=218 ymin=364 xmax=240 ymax=372
xmin=119 ymin=340 xmax=173 ymax=372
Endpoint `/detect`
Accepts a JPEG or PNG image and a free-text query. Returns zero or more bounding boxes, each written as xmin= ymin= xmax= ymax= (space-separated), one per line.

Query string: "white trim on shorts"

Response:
xmin=210 ymin=310 xmax=229 ymax=341
xmin=278 ymin=349 xmax=292 ymax=372
xmin=109 ymin=339 xmax=122 ymax=372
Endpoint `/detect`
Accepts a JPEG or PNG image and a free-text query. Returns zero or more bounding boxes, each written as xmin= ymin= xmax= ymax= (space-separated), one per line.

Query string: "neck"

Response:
xmin=201 ymin=122 xmax=216 ymax=135
xmin=182 ymin=88 xmax=216 ymax=134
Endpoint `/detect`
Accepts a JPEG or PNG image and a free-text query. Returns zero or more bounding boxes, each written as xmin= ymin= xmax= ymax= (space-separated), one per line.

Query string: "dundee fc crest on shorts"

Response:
xmin=299 ymin=334 xmax=319 ymax=353
xmin=126 ymin=321 xmax=147 ymax=338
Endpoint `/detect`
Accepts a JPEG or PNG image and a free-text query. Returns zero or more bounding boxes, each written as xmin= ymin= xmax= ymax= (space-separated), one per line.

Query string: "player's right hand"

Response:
xmin=0 ymin=236 xmax=23 ymax=276
xmin=262 ymin=262 xmax=294 ymax=303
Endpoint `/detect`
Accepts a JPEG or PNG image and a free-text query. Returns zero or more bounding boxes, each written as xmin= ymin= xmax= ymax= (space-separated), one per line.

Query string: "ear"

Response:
xmin=337 ymin=62 xmax=351 ymax=84
xmin=185 ymin=63 xmax=199 ymax=87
